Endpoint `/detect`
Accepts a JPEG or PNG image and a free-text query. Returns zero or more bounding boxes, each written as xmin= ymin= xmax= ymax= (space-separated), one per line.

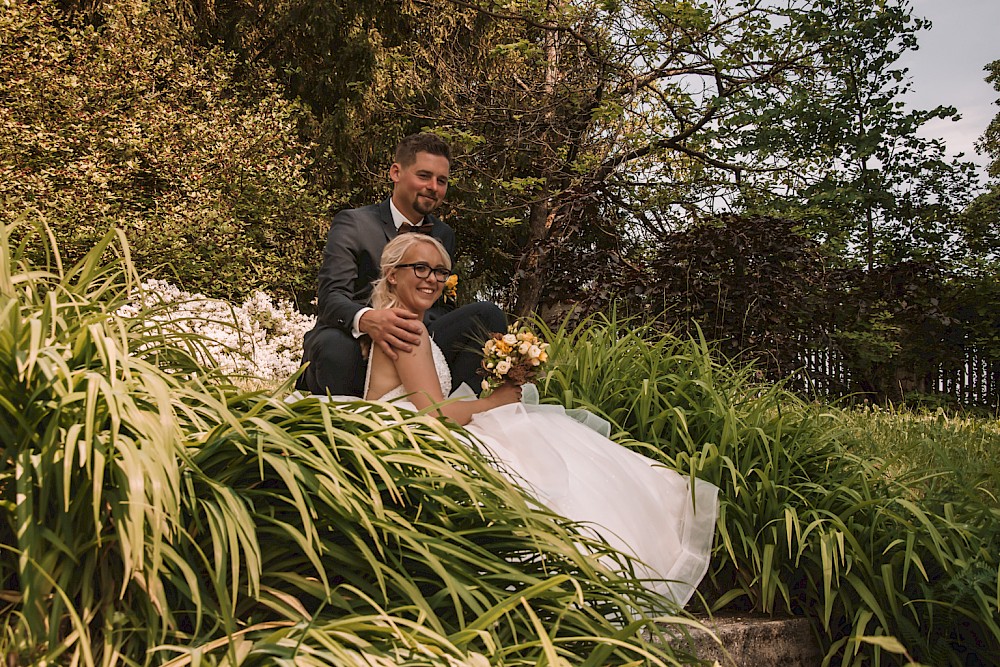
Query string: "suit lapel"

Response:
xmin=427 ymin=214 xmax=443 ymax=240
xmin=377 ymin=199 xmax=395 ymax=241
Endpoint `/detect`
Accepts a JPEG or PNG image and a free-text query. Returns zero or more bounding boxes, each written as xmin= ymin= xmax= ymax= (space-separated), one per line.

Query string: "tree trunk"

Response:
xmin=513 ymin=2 xmax=560 ymax=318
xmin=513 ymin=198 xmax=551 ymax=317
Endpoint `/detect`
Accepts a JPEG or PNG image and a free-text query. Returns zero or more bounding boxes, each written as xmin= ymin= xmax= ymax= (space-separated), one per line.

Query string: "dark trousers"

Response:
xmin=297 ymin=301 xmax=506 ymax=397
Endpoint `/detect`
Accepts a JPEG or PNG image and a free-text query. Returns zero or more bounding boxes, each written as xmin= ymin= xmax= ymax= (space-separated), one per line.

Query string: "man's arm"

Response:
xmin=315 ymin=209 xmax=367 ymax=331
xmin=314 ymin=207 xmax=423 ymax=357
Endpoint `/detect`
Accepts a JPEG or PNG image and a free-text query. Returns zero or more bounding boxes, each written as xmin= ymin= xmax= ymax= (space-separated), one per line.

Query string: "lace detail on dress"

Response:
xmin=369 ymin=338 xmax=452 ymax=402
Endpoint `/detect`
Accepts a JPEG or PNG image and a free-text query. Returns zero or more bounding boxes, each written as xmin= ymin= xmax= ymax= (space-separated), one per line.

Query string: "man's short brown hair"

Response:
xmin=394 ymin=132 xmax=452 ymax=166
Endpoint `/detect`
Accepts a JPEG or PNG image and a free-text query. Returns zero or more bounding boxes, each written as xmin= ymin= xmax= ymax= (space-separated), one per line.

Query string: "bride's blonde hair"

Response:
xmin=369 ymin=233 xmax=452 ymax=310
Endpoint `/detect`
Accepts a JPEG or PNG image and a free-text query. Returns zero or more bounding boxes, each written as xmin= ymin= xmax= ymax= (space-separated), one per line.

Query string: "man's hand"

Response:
xmin=359 ymin=308 xmax=423 ymax=360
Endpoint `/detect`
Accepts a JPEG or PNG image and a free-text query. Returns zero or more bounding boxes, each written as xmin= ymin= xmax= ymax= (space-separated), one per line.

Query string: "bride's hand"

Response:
xmin=487 ymin=382 xmax=522 ymax=407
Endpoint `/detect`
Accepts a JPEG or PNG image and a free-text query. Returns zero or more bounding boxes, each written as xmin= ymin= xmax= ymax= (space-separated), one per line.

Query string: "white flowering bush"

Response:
xmin=119 ymin=279 xmax=315 ymax=382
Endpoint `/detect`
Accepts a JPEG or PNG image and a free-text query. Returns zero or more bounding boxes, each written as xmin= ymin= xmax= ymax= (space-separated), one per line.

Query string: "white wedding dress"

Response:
xmin=366 ymin=340 xmax=719 ymax=607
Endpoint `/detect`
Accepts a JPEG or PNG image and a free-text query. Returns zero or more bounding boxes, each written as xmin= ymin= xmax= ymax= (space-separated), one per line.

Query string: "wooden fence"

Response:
xmin=792 ymin=346 xmax=1000 ymax=409
xmin=931 ymin=348 xmax=999 ymax=407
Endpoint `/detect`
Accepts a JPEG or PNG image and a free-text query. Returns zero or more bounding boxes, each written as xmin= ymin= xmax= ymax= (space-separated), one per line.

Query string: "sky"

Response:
xmin=901 ymin=0 xmax=998 ymax=176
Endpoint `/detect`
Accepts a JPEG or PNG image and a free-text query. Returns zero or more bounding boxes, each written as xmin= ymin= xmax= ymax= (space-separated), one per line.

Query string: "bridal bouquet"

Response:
xmin=479 ymin=323 xmax=550 ymax=396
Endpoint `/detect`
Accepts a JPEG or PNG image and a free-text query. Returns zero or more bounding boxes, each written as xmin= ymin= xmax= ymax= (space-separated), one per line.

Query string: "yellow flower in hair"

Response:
xmin=443 ymin=274 xmax=458 ymax=304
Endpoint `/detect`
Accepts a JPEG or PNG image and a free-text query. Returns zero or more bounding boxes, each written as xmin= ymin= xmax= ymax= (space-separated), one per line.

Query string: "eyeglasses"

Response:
xmin=397 ymin=263 xmax=453 ymax=282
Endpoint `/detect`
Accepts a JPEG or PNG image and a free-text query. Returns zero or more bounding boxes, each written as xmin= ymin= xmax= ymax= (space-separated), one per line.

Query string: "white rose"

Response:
xmin=482 ymin=379 xmax=491 ymax=391
xmin=518 ymin=341 xmax=531 ymax=354
xmin=496 ymin=360 xmax=512 ymax=374
xmin=528 ymin=344 xmax=541 ymax=359
xmin=502 ymin=333 xmax=517 ymax=345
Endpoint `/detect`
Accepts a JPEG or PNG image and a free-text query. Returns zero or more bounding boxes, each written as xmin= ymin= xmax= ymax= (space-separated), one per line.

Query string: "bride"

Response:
xmin=363 ymin=233 xmax=718 ymax=607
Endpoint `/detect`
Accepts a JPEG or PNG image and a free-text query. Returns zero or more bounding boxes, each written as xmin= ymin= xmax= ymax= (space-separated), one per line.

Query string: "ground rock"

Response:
xmin=650 ymin=614 xmax=823 ymax=666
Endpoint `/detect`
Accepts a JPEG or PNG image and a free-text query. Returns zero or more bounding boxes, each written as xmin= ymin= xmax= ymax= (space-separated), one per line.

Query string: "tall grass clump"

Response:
xmin=536 ymin=314 xmax=1000 ymax=666
xmin=1 ymin=218 xmax=707 ymax=665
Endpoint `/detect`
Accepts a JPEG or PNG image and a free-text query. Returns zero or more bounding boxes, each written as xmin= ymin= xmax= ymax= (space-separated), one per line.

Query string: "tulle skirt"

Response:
xmin=286 ymin=388 xmax=719 ymax=607
xmin=464 ymin=402 xmax=718 ymax=607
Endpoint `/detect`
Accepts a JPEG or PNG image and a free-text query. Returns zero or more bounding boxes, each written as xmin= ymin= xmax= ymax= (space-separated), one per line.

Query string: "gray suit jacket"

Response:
xmin=315 ymin=198 xmax=457 ymax=332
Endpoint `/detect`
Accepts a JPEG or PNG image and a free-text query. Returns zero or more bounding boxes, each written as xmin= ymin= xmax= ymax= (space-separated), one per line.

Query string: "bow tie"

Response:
xmin=398 ymin=222 xmax=433 ymax=235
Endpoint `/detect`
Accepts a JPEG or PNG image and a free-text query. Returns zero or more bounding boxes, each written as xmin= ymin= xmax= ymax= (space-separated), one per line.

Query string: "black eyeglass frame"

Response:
xmin=396 ymin=262 xmax=454 ymax=282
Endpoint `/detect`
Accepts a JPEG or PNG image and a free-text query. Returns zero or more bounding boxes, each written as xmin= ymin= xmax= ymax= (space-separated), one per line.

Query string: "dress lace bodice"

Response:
xmin=366 ymin=338 xmax=452 ymax=402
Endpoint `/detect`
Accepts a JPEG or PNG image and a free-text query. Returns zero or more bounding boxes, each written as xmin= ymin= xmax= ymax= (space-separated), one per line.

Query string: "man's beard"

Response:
xmin=413 ymin=193 xmax=439 ymax=215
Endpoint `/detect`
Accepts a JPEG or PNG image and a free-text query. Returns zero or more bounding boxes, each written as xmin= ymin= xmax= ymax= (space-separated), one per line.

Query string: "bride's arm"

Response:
xmin=394 ymin=326 xmax=520 ymax=425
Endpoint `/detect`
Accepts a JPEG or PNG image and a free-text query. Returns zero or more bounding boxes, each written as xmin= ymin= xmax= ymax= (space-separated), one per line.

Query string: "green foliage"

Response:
xmin=642 ymin=215 xmax=832 ymax=377
xmin=12 ymin=0 xmax=989 ymax=322
xmin=1 ymin=219 xmax=702 ymax=664
xmin=959 ymin=184 xmax=1000 ymax=260
xmin=5 ymin=217 xmax=999 ymax=665
xmin=840 ymin=405 xmax=1000 ymax=505
xmin=832 ymin=308 xmax=901 ymax=367
xmin=826 ymin=262 xmax=964 ymax=401
xmin=727 ymin=0 xmax=983 ymax=269
xmin=543 ymin=214 xmax=998 ymax=407
xmin=201 ymin=0 xmax=419 ymax=197
xmin=979 ymin=59 xmax=1000 ymax=179
xmin=0 ymin=0 xmax=332 ymax=305
xmin=197 ymin=0 xmax=855 ymax=314
xmin=956 ymin=269 xmax=1000 ymax=358
xmin=534 ymin=313 xmax=1000 ymax=666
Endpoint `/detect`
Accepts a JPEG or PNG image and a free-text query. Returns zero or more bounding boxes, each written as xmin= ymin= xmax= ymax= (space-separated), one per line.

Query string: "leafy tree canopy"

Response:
xmin=979 ymin=58 xmax=1000 ymax=179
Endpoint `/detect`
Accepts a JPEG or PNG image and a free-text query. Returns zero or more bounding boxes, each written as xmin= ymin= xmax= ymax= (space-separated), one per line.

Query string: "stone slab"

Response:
xmin=649 ymin=614 xmax=824 ymax=666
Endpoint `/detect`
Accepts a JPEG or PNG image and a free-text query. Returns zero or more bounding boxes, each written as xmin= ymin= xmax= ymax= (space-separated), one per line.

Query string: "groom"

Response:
xmin=297 ymin=133 xmax=506 ymax=397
